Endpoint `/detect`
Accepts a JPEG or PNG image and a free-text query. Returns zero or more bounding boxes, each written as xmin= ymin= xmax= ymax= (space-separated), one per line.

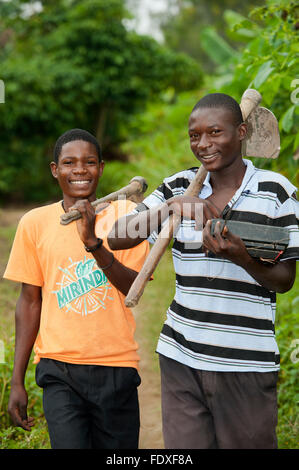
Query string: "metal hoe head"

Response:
xmin=242 ymin=105 xmax=280 ymax=159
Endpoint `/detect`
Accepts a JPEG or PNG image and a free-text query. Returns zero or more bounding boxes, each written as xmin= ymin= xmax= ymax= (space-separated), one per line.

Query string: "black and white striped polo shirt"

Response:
xmin=139 ymin=159 xmax=299 ymax=372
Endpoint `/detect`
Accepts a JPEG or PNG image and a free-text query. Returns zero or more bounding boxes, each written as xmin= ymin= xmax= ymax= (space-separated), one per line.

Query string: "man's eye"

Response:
xmin=211 ymin=130 xmax=221 ymax=135
xmin=190 ymin=134 xmax=200 ymax=139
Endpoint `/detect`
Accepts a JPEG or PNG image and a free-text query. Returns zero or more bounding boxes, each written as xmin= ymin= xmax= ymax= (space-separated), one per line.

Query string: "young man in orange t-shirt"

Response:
xmin=4 ymin=128 xmax=150 ymax=449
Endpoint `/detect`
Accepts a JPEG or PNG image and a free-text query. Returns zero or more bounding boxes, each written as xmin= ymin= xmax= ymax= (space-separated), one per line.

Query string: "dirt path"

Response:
xmin=0 ymin=206 xmax=164 ymax=449
xmin=135 ymin=311 xmax=164 ymax=449
xmin=0 ymin=207 xmax=33 ymax=228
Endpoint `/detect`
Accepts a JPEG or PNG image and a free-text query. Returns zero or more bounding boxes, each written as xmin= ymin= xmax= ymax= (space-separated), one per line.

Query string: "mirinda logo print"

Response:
xmin=52 ymin=257 xmax=113 ymax=316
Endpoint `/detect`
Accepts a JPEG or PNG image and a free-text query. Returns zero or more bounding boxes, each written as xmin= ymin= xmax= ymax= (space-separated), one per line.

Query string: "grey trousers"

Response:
xmin=159 ymin=354 xmax=278 ymax=449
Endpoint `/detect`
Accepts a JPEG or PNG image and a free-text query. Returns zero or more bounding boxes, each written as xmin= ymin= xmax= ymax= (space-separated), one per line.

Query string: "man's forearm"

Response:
xmin=239 ymin=257 xmax=296 ymax=293
xmin=108 ymin=202 xmax=170 ymax=250
xmin=108 ymin=195 xmax=219 ymax=251
xmin=12 ymin=287 xmax=41 ymax=385
xmin=203 ymin=221 xmax=297 ymax=294
xmin=91 ymin=245 xmax=139 ymax=296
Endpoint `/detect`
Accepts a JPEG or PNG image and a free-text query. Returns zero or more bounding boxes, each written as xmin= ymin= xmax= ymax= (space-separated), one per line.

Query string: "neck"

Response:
xmin=210 ymin=157 xmax=246 ymax=191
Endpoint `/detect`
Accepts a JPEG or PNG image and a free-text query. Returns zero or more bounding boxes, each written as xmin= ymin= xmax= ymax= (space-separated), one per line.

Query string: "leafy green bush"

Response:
xmin=209 ymin=0 xmax=299 ymax=185
xmin=276 ymin=266 xmax=299 ymax=449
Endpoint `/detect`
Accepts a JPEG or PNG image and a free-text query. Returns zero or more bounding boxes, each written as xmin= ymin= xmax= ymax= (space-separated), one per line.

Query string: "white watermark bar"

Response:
xmin=106 ymin=198 xmax=203 ymax=247
xmin=0 ymin=80 xmax=5 ymax=103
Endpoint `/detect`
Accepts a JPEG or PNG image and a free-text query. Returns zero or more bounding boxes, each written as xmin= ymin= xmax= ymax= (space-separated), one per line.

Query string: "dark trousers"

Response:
xmin=35 ymin=358 xmax=141 ymax=449
xmin=159 ymin=355 xmax=278 ymax=449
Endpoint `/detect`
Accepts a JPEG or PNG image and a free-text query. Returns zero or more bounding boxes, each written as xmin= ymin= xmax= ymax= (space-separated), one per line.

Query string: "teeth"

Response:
xmin=70 ymin=181 xmax=90 ymax=185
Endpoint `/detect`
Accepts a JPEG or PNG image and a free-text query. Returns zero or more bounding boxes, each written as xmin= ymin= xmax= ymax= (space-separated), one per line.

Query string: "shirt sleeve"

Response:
xmin=142 ymin=180 xmax=174 ymax=207
xmin=3 ymin=213 xmax=44 ymax=286
xmin=135 ymin=180 xmax=174 ymax=244
xmin=275 ymin=189 xmax=299 ymax=261
xmin=97 ymin=200 xmax=151 ymax=271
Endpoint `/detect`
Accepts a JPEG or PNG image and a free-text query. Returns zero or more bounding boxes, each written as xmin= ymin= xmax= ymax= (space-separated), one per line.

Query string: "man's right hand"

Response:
xmin=167 ymin=196 xmax=221 ymax=225
xmin=8 ymin=384 xmax=35 ymax=431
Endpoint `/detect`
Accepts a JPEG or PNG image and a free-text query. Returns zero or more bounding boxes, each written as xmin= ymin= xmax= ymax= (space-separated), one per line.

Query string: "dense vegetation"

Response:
xmin=0 ymin=0 xmax=202 ymax=202
xmin=0 ymin=0 xmax=297 ymax=202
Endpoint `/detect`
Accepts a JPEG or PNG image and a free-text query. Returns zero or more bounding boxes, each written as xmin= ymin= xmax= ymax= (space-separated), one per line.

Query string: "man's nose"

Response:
xmin=197 ymin=134 xmax=211 ymax=149
xmin=73 ymin=162 xmax=88 ymax=173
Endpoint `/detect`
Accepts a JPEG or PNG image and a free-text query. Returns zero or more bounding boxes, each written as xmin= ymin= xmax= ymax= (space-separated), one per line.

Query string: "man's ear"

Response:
xmin=238 ymin=122 xmax=247 ymax=141
xmin=50 ymin=161 xmax=58 ymax=179
xmin=99 ymin=160 xmax=105 ymax=178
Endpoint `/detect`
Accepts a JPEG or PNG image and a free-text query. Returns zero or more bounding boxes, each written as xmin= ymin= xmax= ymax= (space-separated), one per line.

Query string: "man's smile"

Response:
xmin=199 ymin=152 xmax=220 ymax=161
xmin=69 ymin=180 xmax=92 ymax=185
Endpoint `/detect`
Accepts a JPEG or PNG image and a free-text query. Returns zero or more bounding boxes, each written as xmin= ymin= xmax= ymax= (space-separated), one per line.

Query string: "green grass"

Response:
xmin=136 ymin=249 xmax=175 ymax=375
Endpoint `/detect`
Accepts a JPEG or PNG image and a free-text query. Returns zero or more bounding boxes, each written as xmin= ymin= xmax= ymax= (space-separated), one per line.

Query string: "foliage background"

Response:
xmin=0 ymin=0 xmax=298 ymax=449
xmin=0 ymin=0 xmax=203 ymax=202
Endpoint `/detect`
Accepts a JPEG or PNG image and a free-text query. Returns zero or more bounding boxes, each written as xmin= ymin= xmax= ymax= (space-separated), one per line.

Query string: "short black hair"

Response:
xmin=53 ymin=128 xmax=102 ymax=163
xmin=191 ymin=93 xmax=243 ymax=126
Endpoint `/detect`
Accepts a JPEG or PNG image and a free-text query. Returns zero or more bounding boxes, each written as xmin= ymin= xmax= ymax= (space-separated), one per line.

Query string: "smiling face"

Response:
xmin=188 ymin=107 xmax=247 ymax=174
xmin=50 ymin=139 xmax=104 ymax=209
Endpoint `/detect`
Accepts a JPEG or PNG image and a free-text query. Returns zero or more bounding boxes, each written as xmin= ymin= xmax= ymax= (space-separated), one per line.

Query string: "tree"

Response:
xmin=0 ymin=0 xmax=203 ymax=202
xmin=154 ymin=0 xmax=265 ymax=72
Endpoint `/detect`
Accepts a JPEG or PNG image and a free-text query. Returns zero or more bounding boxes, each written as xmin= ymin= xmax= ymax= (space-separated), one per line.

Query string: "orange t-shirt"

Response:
xmin=3 ymin=200 xmax=149 ymax=369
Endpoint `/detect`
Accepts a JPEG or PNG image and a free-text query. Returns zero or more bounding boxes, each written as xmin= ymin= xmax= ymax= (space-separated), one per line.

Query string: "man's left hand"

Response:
xmin=68 ymin=199 xmax=98 ymax=247
xmin=203 ymin=219 xmax=251 ymax=266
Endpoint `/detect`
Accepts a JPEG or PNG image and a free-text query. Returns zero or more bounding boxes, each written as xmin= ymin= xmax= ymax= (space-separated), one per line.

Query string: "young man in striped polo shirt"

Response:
xmin=108 ymin=93 xmax=299 ymax=449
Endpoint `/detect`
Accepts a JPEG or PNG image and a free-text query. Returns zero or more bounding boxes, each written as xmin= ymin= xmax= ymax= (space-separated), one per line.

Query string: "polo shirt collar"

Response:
xmin=199 ymin=158 xmax=257 ymax=201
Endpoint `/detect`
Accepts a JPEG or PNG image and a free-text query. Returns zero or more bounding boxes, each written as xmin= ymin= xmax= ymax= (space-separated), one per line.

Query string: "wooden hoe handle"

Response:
xmin=60 ymin=176 xmax=148 ymax=225
xmin=125 ymin=166 xmax=207 ymax=307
